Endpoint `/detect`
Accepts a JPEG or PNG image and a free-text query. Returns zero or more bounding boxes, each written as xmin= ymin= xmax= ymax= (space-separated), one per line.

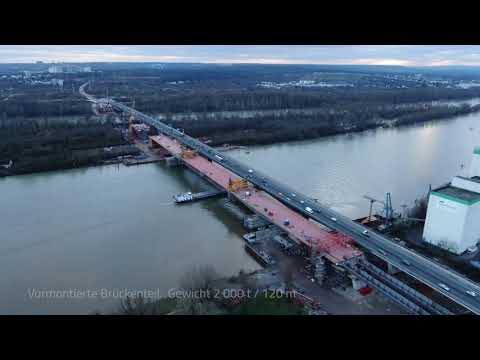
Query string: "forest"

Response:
xmin=168 ymin=103 xmax=480 ymax=145
xmin=0 ymin=117 xmax=138 ymax=176
xmin=3 ymin=63 xmax=480 ymax=169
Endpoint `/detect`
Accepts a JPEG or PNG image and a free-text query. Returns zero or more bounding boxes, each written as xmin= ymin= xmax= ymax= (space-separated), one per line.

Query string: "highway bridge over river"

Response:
xmin=80 ymin=82 xmax=480 ymax=315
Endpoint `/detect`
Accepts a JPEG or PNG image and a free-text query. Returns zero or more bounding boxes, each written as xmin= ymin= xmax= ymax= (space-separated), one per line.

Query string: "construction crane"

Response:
xmin=364 ymin=195 xmax=384 ymax=222
xmin=363 ymin=192 xmax=395 ymax=225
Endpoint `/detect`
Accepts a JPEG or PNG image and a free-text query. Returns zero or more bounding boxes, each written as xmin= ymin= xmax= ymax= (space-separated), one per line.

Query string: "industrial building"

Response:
xmin=423 ymin=147 xmax=480 ymax=254
xmin=48 ymin=65 xmax=92 ymax=74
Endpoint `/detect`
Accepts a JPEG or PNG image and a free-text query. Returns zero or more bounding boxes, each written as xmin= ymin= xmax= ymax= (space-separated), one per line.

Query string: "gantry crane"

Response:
xmin=363 ymin=192 xmax=395 ymax=225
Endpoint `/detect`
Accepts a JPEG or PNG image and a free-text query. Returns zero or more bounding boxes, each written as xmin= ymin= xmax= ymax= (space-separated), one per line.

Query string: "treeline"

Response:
xmin=395 ymin=104 xmax=480 ymax=125
xmin=0 ymin=77 xmax=91 ymax=118
xmin=4 ymin=76 xmax=480 ymax=119
xmin=0 ymin=97 xmax=90 ymax=118
xmin=169 ymin=103 xmax=480 ymax=145
xmin=0 ymin=120 xmax=136 ymax=176
xmin=130 ymin=87 xmax=480 ymax=114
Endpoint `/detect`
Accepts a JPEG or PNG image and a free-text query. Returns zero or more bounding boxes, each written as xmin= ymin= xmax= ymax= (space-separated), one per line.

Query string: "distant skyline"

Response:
xmin=3 ymin=45 xmax=480 ymax=66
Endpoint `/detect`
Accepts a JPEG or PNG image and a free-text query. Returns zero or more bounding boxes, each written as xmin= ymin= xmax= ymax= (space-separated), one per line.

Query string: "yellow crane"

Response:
xmin=228 ymin=178 xmax=249 ymax=192
xmin=180 ymin=146 xmax=197 ymax=159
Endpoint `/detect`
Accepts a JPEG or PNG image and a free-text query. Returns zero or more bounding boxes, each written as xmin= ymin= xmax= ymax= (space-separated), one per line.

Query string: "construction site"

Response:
xmin=119 ymin=126 xmax=430 ymax=314
xmin=84 ymin=84 xmax=480 ymax=315
xmin=113 ymin=121 xmax=388 ymax=313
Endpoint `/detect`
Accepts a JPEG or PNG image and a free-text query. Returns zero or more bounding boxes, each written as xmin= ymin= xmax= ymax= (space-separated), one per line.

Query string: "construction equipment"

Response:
xmin=363 ymin=192 xmax=396 ymax=225
xmin=180 ymin=147 xmax=197 ymax=159
xmin=180 ymin=146 xmax=197 ymax=159
xmin=364 ymin=195 xmax=383 ymax=222
xmin=228 ymin=178 xmax=249 ymax=192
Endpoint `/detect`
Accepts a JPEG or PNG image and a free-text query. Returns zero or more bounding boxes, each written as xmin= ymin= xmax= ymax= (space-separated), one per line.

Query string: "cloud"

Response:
xmin=1 ymin=45 xmax=480 ymax=66
xmin=349 ymin=58 xmax=414 ymax=66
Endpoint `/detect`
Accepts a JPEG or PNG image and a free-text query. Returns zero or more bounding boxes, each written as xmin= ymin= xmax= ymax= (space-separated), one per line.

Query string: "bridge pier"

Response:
xmin=166 ymin=156 xmax=181 ymax=167
xmin=312 ymin=254 xmax=327 ymax=285
xmin=149 ymin=137 xmax=161 ymax=149
xmin=387 ymin=262 xmax=401 ymax=275
xmin=349 ymin=274 xmax=368 ymax=291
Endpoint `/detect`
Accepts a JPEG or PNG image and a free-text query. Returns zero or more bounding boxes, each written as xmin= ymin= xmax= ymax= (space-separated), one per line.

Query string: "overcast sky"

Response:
xmin=3 ymin=45 xmax=480 ymax=66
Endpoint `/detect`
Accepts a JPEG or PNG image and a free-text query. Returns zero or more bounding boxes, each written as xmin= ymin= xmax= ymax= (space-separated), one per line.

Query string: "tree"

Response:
xmin=118 ymin=294 xmax=151 ymax=315
xmin=174 ymin=264 xmax=224 ymax=315
xmin=179 ymin=264 xmax=218 ymax=291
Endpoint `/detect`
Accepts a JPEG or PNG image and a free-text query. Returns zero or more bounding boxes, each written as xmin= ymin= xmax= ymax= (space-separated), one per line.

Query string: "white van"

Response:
xmin=305 ymin=207 xmax=314 ymax=214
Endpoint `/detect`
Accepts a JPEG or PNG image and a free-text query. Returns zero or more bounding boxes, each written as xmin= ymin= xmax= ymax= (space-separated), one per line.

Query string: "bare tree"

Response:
xmin=179 ymin=264 xmax=218 ymax=291
xmin=174 ymin=265 xmax=225 ymax=315
xmin=118 ymin=294 xmax=151 ymax=315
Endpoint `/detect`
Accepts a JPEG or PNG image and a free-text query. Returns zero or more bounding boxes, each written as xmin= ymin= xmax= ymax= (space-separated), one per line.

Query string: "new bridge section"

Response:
xmin=150 ymin=135 xmax=362 ymax=264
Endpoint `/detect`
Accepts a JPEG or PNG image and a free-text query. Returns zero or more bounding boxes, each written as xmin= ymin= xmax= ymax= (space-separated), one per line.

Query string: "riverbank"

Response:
xmin=107 ymin=268 xmax=311 ymax=315
xmin=4 ymin=99 xmax=480 ymax=177
xmin=0 ymin=121 xmax=140 ymax=177
xmin=173 ymin=102 xmax=480 ymax=146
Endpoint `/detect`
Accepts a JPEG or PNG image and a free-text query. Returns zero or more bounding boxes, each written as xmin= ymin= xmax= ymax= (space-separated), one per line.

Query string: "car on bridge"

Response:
xmin=439 ymin=283 xmax=450 ymax=292
xmin=401 ymin=259 xmax=411 ymax=266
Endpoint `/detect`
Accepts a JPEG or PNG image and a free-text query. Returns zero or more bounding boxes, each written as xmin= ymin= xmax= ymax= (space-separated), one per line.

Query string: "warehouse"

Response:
xmin=423 ymin=148 xmax=480 ymax=254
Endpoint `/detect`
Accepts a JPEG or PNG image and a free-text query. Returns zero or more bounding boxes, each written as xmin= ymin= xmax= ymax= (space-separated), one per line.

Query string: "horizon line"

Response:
xmin=3 ymin=61 xmax=480 ymax=68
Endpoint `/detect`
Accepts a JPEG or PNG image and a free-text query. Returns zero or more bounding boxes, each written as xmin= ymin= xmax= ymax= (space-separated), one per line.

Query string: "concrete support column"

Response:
xmin=349 ymin=275 xmax=367 ymax=290
xmin=149 ymin=137 xmax=160 ymax=149
xmin=166 ymin=156 xmax=180 ymax=167
xmin=312 ymin=255 xmax=326 ymax=285
xmin=387 ymin=262 xmax=401 ymax=275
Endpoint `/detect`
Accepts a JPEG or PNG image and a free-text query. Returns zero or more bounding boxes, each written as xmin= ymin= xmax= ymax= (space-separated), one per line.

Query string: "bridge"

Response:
xmin=80 ymin=82 xmax=480 ymax=315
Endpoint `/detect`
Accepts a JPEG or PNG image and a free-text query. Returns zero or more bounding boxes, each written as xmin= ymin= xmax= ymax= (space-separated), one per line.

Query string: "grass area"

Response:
xmin=230 ymin=294 xmax=304 ymax=315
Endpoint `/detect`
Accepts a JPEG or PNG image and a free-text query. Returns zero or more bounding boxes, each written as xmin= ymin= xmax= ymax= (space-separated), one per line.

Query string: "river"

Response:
xmin=2 ymin=109 xmax=480 ymax=314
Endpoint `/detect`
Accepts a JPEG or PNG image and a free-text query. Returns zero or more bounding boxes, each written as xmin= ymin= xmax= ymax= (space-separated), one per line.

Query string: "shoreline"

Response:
xmin=3 ymin=104 xmax=480 ymax=178
xmin=205 ymin=105 xmax=480 ymax=147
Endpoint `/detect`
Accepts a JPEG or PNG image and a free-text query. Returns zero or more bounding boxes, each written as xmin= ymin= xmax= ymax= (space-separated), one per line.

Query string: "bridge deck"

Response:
xmin=151 ymin=134 xmax=362 ymax=264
